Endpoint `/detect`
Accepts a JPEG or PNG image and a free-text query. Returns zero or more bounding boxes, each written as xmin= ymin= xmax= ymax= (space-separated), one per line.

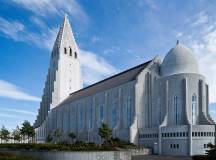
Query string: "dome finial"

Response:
xmin=176 ymin=40 xmax=179 ymax=45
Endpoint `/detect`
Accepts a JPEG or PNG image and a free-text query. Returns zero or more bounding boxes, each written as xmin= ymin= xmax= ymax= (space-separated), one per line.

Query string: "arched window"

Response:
xmin=127 ymin=97 xmax=132 ymax=127
xmin=192 ymin=94 xmax=197 ymax=124
xmin=74 ymin=52 xmax=77 ymax=58
xmin=69 ymin=47 xmax=72 ymax=56
xmin=64 ymin=47 xmax=67 ymax=54
xmin=174 ymin=96 xmax=178 ymax=125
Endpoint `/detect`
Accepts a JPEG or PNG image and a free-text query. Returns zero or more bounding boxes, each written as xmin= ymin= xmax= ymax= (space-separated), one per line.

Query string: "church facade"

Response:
xmin=34 ymin=15 xmax=215 ymax=156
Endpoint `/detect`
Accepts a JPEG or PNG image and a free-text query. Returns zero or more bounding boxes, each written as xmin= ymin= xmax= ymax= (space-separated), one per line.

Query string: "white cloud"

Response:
xmin=0 ymin=79 xmax=40 ymax=101
xmin=3 ymin=109 xmax=36 ymax=116
xmin=11 ymin=0 xmax=88 ymax=23
xmin=0 ymin=113 xmax=16 ymax=118
xmin=91 ymin=36 xmax=101 ymax=43
xmin=80 ymin=49 xmax=119 ymax=85
xmin=138 ymin=0 xmax=157 ymax=10
xmin=0 ymin=17 xmax=58 ymax=50
xmin=184 ymin=14 xmax=216 ymax=103
xmin=0 ymin=16 xmax=119 ymax=87
xmin=191 ymin=12 xmax=208 ymax=27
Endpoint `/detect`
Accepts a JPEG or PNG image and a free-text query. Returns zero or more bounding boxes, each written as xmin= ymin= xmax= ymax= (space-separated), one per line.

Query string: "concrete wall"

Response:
xmin=0 ymin=149 xmax=151 ymax=160
xmin=35 ymin=80 xmax=137 ymax=144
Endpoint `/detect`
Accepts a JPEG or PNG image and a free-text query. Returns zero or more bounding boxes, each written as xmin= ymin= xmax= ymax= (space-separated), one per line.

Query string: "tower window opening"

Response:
xmin=70 ymin=47 xmax=72 ymax=56
xmin=75 ymin=52 xmax=77 ymax=58
xmin=64 ymin=47 xmax=67 ymax=54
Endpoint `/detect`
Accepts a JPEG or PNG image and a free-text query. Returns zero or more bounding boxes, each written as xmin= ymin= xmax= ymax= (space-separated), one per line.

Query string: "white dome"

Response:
xmin=161 ymin=42 xmax=199 ymax=77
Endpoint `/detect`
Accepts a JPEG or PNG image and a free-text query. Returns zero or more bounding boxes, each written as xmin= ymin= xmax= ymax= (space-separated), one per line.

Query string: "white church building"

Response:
xmin=34 ymin=15 xmax=215 ymax=156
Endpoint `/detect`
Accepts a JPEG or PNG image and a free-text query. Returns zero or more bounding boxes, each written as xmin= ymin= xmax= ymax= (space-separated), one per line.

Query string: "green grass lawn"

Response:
xmin=0 ymin=152 xmax=38 ymax=160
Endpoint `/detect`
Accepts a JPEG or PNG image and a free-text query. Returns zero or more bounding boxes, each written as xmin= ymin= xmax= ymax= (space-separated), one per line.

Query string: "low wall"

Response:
xmin=0 ymin=148 xmax=151 ymax=160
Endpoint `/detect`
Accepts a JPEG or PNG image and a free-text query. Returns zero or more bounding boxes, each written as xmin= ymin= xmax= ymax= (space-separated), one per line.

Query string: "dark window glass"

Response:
xmin=75 ymin=52 xmax=77 ymax=58
xmin=64 ymin=47 xmax=67 ymax=54
xmin=70 ymin=48 xmax=72 ymax=56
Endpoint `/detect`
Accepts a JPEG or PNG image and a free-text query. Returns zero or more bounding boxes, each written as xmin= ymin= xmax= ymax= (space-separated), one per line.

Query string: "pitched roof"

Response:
xmin=57 ymin=59 xmax=152 ymax=107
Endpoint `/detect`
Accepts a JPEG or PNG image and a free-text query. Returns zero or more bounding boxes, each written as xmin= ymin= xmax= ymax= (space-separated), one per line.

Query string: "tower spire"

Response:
xmin=53 ymin=13 xmax=77 ymax=50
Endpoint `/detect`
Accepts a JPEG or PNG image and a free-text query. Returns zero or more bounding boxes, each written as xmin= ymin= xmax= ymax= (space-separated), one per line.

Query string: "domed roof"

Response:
xmin=161 ymin=42 xmax=199 ymax=77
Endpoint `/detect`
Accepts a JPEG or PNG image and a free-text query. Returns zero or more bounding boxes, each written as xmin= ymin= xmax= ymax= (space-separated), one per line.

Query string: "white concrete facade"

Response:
xmin=34 ymin=16 xmax=215 ymax=156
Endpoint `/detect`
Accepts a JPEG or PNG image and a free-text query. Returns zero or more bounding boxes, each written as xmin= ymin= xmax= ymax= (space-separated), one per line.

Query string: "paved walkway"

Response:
xmin=132 ymin=155 xmax=192 ymax=160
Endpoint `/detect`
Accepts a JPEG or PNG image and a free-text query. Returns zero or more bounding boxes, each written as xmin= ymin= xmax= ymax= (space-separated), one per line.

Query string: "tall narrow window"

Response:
xmin=89 ymin=106 xmax=93 ymax=129
xmin=74 ymin=52 xmax=77 ymax=58
xmin=69 ymin=47 xmax=72 ymax=56
xmin=127 ymin=97 xmax=132 ymax=127
xmin=192 ymin=94 xmax=197 ymax=124
xmin=174 ymin=96 xmax=178 ymax=125
xmin=78 ymin=107 xmax=83 ymax=131
xmin=112 ymin=100 xmax=118 ymax=128
xmin=99 ymin=105 xmax=104 ymax=126
xmin=64 ymin=47 xmax=67 ymax=54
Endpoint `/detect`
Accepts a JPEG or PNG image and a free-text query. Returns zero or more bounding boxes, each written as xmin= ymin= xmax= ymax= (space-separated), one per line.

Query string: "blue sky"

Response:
xmin=0 ymin=0 xmax=216 ymax=130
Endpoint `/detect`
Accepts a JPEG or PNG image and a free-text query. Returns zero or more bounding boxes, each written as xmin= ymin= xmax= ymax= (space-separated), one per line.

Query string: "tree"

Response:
xmin=0 ymin=126 xmax=10 ymax=143
xmin=46 ymin=133 xmax=53 ymax=143
xmin=20 ymin=120 xmax=35 ymax=143
xmin=54 ymin=129 xmax=61 ymax=143
xmin=206 ymin=143 xmax=216 ymax=160
xmin=68 ymin=132 xmax=76 ymax=143
xmin=12 ymin=125 xmax=22 ymax=143
xmin=98 ymin=123 xmax=112 ymax=145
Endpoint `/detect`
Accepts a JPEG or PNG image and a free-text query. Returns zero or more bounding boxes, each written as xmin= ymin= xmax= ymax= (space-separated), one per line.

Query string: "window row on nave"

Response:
xmin=48 ymin=82 xmax=136 ymax=133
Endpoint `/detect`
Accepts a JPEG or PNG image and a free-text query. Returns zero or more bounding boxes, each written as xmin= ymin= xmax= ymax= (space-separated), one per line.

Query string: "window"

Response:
xmin=198 ymin=132 xmax=200 ymax=137
xmin=127 ymin=97 xmax=132 ymax=127
xmin=174 ymin=96 xmax=178 ymax=125
xmin=192 ymin=94 xmax=197 ymax=124
xmin=89 ymin=106 xmax=93 ymax=129
xmin=170 ymin=144 xmax=172 ymax=148
xmin=99 ymin=104 xmax=104 ymax=126
xmin=64 ymin=47 xmax=67 ymax=54
xmin=75 ymin=52 xmax=77 ymax=58
xmin=111 ymin=100 xmax=118 ymax=128
xmin=78 ymin=107 xmax=83 ymax=131
xmin=180 ymin=132 xmax=182 ymax=137
xmin=69 ymin=47 xmax=72 ymax=56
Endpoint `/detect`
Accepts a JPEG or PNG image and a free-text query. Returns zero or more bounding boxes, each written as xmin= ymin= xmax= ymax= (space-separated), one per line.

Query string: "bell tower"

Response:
xmin=34 ymin=15 xmax=83 ymax=128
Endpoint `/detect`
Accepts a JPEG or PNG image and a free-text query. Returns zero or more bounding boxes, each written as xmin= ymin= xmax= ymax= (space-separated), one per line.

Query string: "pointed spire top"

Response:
xmin=64 ymin=13 xmax=68 ymax=18
xmin=53 ymin=14 xmax=76 ymax=50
